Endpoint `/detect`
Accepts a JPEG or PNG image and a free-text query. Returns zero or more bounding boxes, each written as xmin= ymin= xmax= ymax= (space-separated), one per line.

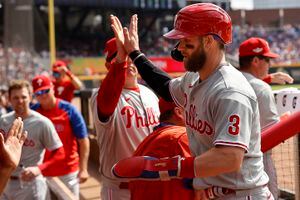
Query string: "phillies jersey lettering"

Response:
xmin=121 ymin=106 xmax=159 ymax=128
xmin=90 ymin=84 xmax=160 ymax=185
xmin=169 ymin=64 xmax=269 ymax=189
xmin=185 ymin=103 xmax=213 ymax=135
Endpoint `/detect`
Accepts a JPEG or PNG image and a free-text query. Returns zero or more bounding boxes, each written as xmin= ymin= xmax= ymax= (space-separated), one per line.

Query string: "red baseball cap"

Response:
xmin=32 ymin=75 xmax=53 ymax=93
xmin=159 ymin=98 xmax=176 ymax=114
xmin=239 ymin=37 xmax=279 ymax=58
xmin=104 ymin=38 xmax=117 ymax=62
xmin=52 ymin=60 xmax=67 ymax=72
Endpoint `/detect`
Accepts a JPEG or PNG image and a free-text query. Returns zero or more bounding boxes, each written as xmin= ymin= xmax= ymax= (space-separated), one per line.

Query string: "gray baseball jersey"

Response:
xmin=0 ymin=110 xmax=62 ymax=176
xmin=242 ymin=72 xmax=279 ymax=198
xmin=90 ymin=84 xmax=160 ymax=185
xmin=169 ymin=64 xmax=269 ymax=189
xmin=242 ymin=72 xmax=279 ymax=130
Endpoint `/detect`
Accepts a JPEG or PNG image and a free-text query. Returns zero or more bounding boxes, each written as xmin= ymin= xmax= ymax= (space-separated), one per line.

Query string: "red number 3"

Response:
xmin=228 ymin=114 xmax=240 ymax=135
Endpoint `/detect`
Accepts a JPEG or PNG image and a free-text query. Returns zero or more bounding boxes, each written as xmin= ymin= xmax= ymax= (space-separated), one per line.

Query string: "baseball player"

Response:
xmin=31 ymin=75 xmax=90 ymax=199
xmin=52 ymin=60 xmax=84 ymax=102
xmin=0 ymin=80 xmax=63 ymax=200
xmin=238 ymin=37 xmax=283 ymax=199
xmin=129 ymin=98 xmax=193 ymax=200
xmin=0 ymin=118 xmax=26 ymax=195
xmin=90 ymin=36 xmax=160 ymax=200
xmin=111 ymin=3 xmax=273 ymax=199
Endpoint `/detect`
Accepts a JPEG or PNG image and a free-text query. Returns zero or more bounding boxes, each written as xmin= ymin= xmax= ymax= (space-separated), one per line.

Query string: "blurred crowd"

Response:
xmin=228 ymin=24 xmax=300 ymax=65
xmin=0 ymin=24 xmax=299 ymax=88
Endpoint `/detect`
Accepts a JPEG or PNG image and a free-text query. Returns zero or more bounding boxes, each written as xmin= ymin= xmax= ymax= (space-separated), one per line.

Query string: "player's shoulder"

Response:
xmin=138 ymin=83 xmax=155 ymax=93
xmin=217 ymin=64 xmax=257 ymax=100
xmin=58 ymin=98 xmax=76 ymax=110
xmin=243 ymin=72 xmax=272 ymax=92
xmin=30 ymin=110 xmax=51 ymax=121
xmin=0 ymin=111 xmax=15 ymax=123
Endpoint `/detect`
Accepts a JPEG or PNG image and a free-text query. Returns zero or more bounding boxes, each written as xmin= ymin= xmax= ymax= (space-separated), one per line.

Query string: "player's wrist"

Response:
xmin=129 ymin=50 xmax=144 ymax=64
xmin=66 ymin=70 xmax=74 ymax=78
xmin=179 ymin=157 xmax=196 ymax=178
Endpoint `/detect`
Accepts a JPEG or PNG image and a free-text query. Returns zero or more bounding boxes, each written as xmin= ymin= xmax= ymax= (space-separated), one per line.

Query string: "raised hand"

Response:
xmin=0 ymin=117 xmax=27 ymax=170
xmin=110 ymin=14 xmax=128 ymax=63
xmin=124 ymin=14 xmax=140 ymax=54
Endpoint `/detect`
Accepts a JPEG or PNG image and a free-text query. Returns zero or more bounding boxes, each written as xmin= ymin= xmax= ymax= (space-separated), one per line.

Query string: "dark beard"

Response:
xmin=184 ymin=43 xmax=206 ymax=72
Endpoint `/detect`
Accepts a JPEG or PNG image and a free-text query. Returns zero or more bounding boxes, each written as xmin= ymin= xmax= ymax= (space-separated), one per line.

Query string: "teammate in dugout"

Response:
xmin=31 ymin=75 xmax=90 ymax=199
xmin=0 ymin=80 xmax=64 ymax=200
xmin=111 ymin=3 xmax=274 ymax=199
xmin=129 ymin=98 xmax=194 ymax=200
xmin=238 ymin=37 xmax=291 ymax=199
xmin=89 ymin=34 xmax=160 ymax=199
xmin=52 ymin=60 xmax=84 ymax=102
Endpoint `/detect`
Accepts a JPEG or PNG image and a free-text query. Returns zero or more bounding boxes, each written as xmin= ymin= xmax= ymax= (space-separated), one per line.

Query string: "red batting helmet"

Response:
xmin=164 ymin=3 xmax=232 ymax=44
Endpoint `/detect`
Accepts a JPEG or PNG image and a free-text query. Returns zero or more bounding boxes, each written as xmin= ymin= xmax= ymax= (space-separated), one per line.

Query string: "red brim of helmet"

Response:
xmin=163 ymin=29 xmax=192 ymax=40
xmin=263 ymin=52 xmax=279 ymax=58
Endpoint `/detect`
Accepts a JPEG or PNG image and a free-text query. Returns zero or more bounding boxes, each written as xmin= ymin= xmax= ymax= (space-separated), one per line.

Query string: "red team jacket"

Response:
xmin=53 ymin=79 xmax=76 ymax=102
xmin=129 ymin=125 xmax=194 ymax=200
xmin=32 ymin=99 xmax=88 ymax=176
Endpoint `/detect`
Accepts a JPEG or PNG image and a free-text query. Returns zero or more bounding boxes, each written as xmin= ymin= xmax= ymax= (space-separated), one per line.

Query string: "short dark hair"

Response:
xmin=8 ymin=80 xmax=32 ymax=97
xmin=239 ymin=56 xmax=255 ymax=69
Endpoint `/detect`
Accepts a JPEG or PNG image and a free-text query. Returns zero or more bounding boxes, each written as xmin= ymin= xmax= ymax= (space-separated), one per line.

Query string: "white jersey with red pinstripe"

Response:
xmin=90 ymin=84 xmax=160 ymax=186
xmin=169 ymin=64 xmax=269 ymax=189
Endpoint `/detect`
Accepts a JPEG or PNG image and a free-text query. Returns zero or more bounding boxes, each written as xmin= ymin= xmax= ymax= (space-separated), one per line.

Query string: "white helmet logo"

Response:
xmin=37 ymin=78 xmax=43 ymax=86
xmin=252 ymin=47 xmax=263 ymax=53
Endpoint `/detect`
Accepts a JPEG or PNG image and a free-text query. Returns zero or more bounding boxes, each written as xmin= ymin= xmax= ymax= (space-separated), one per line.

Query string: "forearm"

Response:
xmin=0 ymin=167 xmax=14 ymax=194
xmin=66 ymin=71 xmax=84 ymax=89
xmin=193 ymin=146 xmax=244 ymax=178
xmin=97 ymin=62 xmax=126 ymax=119
xmin=38 ymin=147 xmax=65 ymax=174
xmin=78 ymin=138 xmax=90 ymax=172
xmin=129 ymin=50 xmax=173 ymax=101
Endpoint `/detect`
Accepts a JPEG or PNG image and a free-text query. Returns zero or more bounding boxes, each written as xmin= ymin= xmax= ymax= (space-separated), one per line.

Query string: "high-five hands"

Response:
xmin=0 ymin=117 xmax=27 ymax=170
xmin=110 ymin=15 xmax=128 ymax=63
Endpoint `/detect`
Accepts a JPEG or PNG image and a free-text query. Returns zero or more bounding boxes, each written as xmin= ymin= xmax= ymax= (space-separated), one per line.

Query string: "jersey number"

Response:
xmin=228 ymin=114 xmax=240 ymax=135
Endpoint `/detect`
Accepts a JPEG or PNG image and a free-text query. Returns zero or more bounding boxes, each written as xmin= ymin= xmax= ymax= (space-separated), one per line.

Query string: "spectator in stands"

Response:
xmin=52 ymin=60 xmax=84 ymax=102
xmin=0 ymin=80 xmax=64 ymax=200
xmin=239 ymin=37 xmax=281 ymax=199
xmin=31 ymin=75 xmax=90 ymax=199
xmin=0 ymin=118 xmax=27 ymax=195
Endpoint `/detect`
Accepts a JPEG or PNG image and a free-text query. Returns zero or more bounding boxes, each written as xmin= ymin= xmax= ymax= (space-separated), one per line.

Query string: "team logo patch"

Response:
xmin=37 ymin=78 xmax=43 ymax=86
xmin=252 ymin=47 xmax=263 ymax=53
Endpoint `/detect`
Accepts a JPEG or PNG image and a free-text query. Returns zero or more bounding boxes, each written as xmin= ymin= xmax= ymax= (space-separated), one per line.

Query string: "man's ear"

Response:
xmin=173 ymin=107 xmax=184 ymax=118
xmin=203 ymin=35 xmax=215 ymax=50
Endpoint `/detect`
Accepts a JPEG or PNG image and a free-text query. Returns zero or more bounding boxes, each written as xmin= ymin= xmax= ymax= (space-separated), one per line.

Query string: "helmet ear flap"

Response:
xmin=171 ymin=42 xmax=184 ymax=62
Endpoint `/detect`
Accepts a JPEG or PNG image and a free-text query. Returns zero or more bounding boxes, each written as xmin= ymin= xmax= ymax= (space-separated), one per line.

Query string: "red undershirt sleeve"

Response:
xmin=97 ymin=61 xmax=127 ymax=120
xmin=263 ymin=74 xmax=271 ymax=84
xmin=38 ymin=147 xmax=65 ymax=174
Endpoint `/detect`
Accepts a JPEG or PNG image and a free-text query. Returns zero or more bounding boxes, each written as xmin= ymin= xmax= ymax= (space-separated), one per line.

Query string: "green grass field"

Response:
xmin=271 ymin=84 xmax=300 ymax=91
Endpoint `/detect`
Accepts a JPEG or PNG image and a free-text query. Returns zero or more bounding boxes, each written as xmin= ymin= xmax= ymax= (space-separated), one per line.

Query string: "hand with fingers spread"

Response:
xmin=0 ymin=117 xmax=27 ymax=194
xmin=110 ymin=14 xmax=128 ymax=63
xmin=123 ymin=14 xmax=140 ymax=54
xmin=0 ymin=117 xmax=27 ymax=170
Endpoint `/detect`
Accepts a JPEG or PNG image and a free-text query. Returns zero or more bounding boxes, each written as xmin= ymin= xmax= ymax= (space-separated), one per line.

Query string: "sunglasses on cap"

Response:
xmin=35 ymin=89 xmax=50 ymax=96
